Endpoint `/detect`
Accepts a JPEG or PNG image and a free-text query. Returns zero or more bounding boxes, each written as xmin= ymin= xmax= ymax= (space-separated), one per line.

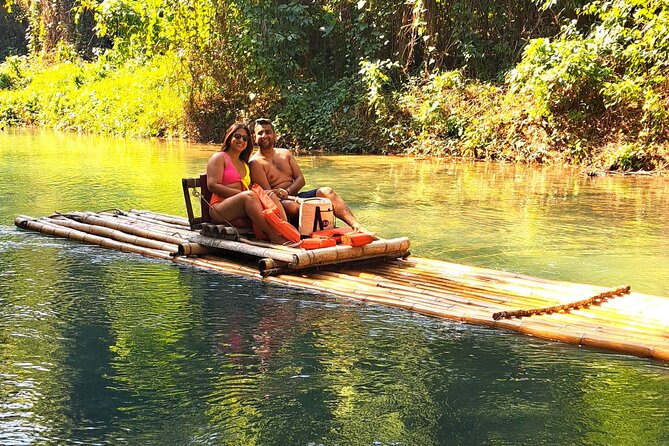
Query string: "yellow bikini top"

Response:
xmin=241 ymin=162 xmax=251 ymax=190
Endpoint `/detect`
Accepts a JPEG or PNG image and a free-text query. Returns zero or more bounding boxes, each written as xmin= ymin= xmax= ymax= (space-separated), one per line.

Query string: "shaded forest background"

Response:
xmin=1 ymin=0 xmax=668 ymax=171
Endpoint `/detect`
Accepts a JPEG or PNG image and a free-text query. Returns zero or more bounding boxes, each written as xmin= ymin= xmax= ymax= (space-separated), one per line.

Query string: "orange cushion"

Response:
xmin=251 ymin=183 xmax=299 ymax=241
xmin=310 ymin=227 xmax=352 ymax=244
xmin=300 ymin=237 xmax=337 ymax=250
xmin=252 ymin=183 xmax=279 ymax=216
xmin=341 ymin=233 xmax=374 ymax=247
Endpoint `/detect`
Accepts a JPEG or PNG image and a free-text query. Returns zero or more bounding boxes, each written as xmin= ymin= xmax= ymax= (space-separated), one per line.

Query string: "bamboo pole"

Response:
xmin=374 ymin=272 xmax=558 ymax=311
xmin=292 ymin=238 xmax=410 ymax=267
xmin=15 ymin=216 xmax=173 ymax=260
xmin=100 ymin=212 xmax=196 ymax=239
xmin=46 ymin=216 xmax=180 ymax=254
xmin=372 ymin=262 xmax=565 ymax=298
xmin=316 ymin=270 xmax=492 ymax=311
xmin=382 ymin=263 xmax=605 ymax=308
xmin=115 ymin=211 xmax=190 ymax=232
xmin=78 ymin=212 xmax=209 ymax=256
xmin=496 ymin=312 xmax=668 ymax=352
xmin=399 ymin=261 xmax=602 ymax=298
xmin=190 ymin=234 xmax=299 ymax=264
xmin=404 ymin=257 xmax=609 ymax=295
xmin=70 ymin=212 xmax=190 ymax=244
xmin=306 ymin=271 xmax=496 ymax=316
xmin=129 ymin=209 xmax=191 ymax=226
xmin=650 ymin=346 xmax=669 ymax=362
xmin=237 ymin=237 xmax=303 ymax=253
xmin=357 ymin=268 xmax=562 ymax=310
xmin=124 ymin=210 xmax=190 ymax=228
xmin=531 ymin=309 xmax=666 ymax=338
xmin=190 ymin=235 xmax=410 ymax=270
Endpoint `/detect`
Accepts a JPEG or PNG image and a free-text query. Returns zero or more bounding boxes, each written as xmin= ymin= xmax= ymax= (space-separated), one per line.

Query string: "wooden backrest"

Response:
xmin=181 ymin=173 xmax=212 ymax=230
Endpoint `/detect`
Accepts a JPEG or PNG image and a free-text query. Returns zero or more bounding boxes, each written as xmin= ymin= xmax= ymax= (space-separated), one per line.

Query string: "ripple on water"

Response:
xmin=1 ymin=140 xmax=669 ymax=445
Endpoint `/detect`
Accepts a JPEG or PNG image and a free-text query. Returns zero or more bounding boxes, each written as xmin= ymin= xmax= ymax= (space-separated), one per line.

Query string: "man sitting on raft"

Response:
xmin=248 ymin=118 xmax=373 ymax=235
xmin=207 ymin=122 xmax=292 ymax=245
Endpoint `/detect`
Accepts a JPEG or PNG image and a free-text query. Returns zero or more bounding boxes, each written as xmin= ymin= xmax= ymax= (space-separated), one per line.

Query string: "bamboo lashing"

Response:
xmin=14 ymin=211 xmax=669 ymax=363
xmin=492 ymin=285 xmax=631 ymax=320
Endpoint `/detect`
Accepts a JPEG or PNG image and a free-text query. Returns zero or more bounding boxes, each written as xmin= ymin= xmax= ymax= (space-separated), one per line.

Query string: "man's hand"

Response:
xmin=272 ymin=188 xmax=289 ymax=199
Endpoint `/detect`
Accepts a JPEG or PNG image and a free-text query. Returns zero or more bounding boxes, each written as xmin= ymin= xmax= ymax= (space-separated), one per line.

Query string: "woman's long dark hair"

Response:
xmin=222 ymin=122 xmax=253 ymax=163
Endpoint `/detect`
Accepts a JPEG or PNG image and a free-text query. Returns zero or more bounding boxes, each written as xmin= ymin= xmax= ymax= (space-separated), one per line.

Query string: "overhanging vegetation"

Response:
xmin=1 ymin=0 xmax=667 ymax=171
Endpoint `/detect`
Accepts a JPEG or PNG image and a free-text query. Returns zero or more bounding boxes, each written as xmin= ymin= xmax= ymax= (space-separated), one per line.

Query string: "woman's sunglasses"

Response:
xmin=232 ymin=133 xmax=249 ymax=142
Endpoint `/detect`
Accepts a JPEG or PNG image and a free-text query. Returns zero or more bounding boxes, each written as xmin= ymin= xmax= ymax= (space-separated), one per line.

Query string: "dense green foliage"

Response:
xmin=0 ymin=52 xmax=185 ymax=136
xmin=1 ymin=0 xmax=668 ymax=170
xmin=507 ymin=0 xmax=669 ymax=168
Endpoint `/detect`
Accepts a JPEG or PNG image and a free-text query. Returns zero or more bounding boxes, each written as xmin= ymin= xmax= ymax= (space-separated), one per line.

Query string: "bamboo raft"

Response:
xmin=14 ymin=210 xmax=669 ymax=362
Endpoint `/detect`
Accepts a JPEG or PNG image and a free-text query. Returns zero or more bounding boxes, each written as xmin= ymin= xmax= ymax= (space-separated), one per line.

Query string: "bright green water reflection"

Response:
xmin=1 ymin=128 xmax=668 ymax=445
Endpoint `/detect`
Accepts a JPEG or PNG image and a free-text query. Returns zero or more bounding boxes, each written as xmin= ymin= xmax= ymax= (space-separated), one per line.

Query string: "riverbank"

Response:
xmin=1 ymin=55 xmax=668 ymax=173
xmin=2 ymin=0 xmax=668 ymax=172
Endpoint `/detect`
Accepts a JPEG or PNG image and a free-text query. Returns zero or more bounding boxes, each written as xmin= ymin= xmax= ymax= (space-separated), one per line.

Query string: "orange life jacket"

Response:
xmin=251 ymin=184 xmax=301 ymax=243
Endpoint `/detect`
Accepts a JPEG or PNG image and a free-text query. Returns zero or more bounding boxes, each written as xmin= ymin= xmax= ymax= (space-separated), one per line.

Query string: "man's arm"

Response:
xmin=285 ymin=151 xmax=306 ymax=196
xmin=249 ymin=159 xmax=272 ymax=190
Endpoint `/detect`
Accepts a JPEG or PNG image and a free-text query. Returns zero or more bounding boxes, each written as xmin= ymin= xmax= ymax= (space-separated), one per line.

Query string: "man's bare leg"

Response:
xmin=280 ymin=199 xmax=300 ymax=226
xmin=316 ymin=187 xmax=375 ymax=235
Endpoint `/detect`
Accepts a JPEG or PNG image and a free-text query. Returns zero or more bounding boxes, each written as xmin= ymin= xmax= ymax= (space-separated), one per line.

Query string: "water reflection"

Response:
xmin=1 ymin=246 xmax=668 ymax=445
xmin=308 ymin=157 xmax=669 ymax=296
xmin=0 ymin=129 xmax=668 ymax=445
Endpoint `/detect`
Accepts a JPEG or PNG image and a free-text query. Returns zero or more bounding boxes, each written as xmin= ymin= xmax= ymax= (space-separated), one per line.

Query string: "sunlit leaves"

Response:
xmin=510 ymin=0 xmax=669 ymax=145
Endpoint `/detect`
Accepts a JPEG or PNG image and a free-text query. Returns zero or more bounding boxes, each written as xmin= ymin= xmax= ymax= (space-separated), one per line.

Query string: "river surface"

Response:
xmin=0 ymin=128 xmax=668 ymax=445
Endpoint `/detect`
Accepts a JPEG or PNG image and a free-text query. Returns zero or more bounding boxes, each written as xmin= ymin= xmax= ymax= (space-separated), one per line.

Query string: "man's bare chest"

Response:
xmin=266 ymin=158 xmax=291 ymax=179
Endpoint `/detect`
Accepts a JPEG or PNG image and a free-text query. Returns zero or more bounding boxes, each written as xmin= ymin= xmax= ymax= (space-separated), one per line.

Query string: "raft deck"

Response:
xmin=14 ymin=210 xmax=669 ymax=362
xmin=189 ymin=231 xmax=411 ymax=276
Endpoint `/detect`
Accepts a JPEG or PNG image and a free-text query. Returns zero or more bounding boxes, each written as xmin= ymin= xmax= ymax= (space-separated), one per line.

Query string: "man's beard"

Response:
xmin=257 ymin=139 xmax=273 ymax=150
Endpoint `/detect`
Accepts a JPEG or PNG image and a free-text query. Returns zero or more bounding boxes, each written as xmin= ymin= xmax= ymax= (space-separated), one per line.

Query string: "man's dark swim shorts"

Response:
xmin=297 ymin=188 xmax=318 ymax=199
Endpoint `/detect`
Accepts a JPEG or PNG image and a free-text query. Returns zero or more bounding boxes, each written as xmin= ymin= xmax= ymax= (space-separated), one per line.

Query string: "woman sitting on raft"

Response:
xmin=207 ymin=122 xmax=291 ymax=245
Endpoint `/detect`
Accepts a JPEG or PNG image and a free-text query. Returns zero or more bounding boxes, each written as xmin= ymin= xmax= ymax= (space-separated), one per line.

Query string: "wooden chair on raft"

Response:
xmin=181 ymin=173 xmax=211 ymax=231
xmin=181 ymin=174 xmax=250 ymax=238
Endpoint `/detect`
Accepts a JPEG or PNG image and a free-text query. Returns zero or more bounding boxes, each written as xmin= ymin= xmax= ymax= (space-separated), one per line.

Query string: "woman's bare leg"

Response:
xmin=210 ymin=191 xmax=289 ymax=244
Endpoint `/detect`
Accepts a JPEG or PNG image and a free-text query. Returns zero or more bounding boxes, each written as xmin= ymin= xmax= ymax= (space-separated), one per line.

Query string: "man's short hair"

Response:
xmin=254 ymin=118 xmax=274 ymax=132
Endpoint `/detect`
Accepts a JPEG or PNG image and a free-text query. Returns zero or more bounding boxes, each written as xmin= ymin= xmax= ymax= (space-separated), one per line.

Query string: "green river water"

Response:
xmin=0 ymin=129 xmax=668 ymax=445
